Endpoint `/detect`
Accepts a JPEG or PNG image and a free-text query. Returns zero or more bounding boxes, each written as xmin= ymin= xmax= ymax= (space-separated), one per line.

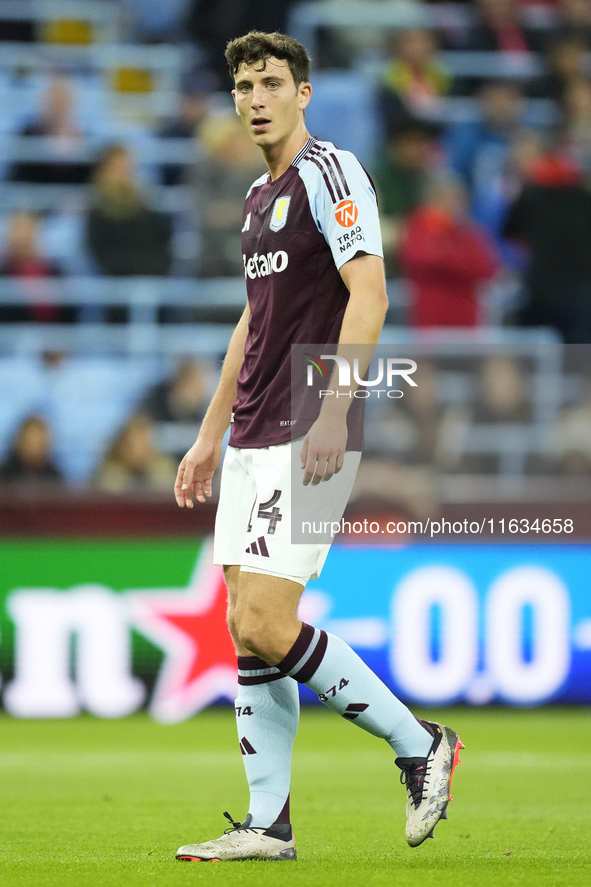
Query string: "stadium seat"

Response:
xmin=44 ymin=355 xmax=165 ymax=481
xmin=305 ymin=71 xmax=381 ymax=167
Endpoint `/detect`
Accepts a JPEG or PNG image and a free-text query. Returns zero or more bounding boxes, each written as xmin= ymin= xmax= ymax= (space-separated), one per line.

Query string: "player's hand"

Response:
xmin=174 ymin=437 xmax=222 ymax=507
xmin=300 ymin=414 xmax=348 ymax=486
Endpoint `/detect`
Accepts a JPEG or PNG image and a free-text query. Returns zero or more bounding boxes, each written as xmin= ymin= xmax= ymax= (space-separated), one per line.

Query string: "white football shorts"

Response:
xmin=213 ymin=440 xmax=361 ymax=586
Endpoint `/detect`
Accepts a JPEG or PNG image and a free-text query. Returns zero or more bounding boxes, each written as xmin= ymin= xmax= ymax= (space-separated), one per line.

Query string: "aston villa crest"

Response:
xmin=269 ymin=196 xmax=291 ymax=231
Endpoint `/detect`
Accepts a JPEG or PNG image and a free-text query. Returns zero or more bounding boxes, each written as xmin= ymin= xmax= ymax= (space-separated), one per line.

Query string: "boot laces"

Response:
xmin=399 ymin=759 xmax=431 ymax=808
xmin=222 ymin=811 xmax=265 ymax=835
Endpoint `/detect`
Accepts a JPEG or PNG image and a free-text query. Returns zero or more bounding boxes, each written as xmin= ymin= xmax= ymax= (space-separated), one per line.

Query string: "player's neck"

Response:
xmin=261 ymin=125 xmax=311 ymax=181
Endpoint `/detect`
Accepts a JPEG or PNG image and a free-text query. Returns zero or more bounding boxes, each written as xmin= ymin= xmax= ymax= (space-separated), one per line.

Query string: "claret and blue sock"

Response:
xmin=235 ymin=656 xmax=299 ymax=828
xmin=276 ymin=622 xmax=433 ymax=758
xmin=235 ymin=622 xmax=433 ymax=830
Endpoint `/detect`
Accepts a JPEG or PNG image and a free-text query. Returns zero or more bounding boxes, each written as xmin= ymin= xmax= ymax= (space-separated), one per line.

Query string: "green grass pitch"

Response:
xmin=0 ymin=707 xmax=588 ymax=887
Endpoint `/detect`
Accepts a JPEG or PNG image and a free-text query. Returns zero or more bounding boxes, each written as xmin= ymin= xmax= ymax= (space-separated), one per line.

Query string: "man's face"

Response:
xmin=232 ymin=57 xmax=311 ymax=150
xmin=390 ymin=132 xmax=431 ymax=170
xmin=480 ymin=84 xmax=521 ymax=127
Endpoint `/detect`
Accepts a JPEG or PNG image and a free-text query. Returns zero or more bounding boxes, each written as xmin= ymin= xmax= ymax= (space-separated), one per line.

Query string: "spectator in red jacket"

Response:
xmin=399 ymin=173 xmax=499 ymax=327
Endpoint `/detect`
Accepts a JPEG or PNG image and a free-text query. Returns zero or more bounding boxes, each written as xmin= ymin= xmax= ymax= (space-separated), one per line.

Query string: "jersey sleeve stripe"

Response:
xmin=329 ymin=153 xmax=351 ymax=198
xmin=307 ymin=154 xmax=338 ymax=203
xmin=321 ymin=152 xmax=346 ymax=201
xmin=310 ymin=148 xmax=345 ymax=201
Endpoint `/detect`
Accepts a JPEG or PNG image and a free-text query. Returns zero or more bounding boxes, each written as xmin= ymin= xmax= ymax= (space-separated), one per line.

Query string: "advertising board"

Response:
xmin=0 ymin=539 xmax=589 ymax=720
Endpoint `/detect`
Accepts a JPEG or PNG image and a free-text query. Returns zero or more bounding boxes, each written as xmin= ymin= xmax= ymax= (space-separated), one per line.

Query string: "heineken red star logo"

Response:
xmin=128 ymin=541 xmax=237 ymax=723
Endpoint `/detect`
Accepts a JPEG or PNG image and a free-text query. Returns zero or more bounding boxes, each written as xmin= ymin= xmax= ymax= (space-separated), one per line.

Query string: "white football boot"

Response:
xmin=395 ymin=720 xmax=464 ymax=847
xmin=176 ymin=812 xmax=297 ymax=862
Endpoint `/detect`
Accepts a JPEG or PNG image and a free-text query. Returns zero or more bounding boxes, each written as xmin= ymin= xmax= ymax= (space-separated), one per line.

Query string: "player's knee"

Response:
xmin=237 ymin=623 xmax=269 ymax=658
xmin=235 ymin=609 xmax=274 ymax=659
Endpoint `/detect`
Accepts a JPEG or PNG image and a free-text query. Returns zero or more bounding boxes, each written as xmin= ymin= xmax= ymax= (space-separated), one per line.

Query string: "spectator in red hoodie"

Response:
xmin=399 ymin=173 xmax=499 ymax=327
xmin=503 ymin=149 xmax=591 ymax=342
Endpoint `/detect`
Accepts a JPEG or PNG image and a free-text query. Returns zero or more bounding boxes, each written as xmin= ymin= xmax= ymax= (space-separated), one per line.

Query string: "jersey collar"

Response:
xmin=291 ymin=136 xmax=316 ymax=168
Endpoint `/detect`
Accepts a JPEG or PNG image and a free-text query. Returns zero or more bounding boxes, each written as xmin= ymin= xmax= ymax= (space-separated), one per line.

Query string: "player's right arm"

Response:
xmin=174 ymin=302 xmax=249 ymax=507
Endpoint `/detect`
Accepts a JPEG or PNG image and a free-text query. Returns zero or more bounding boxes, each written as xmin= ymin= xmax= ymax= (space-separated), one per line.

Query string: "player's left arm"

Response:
xmin=337 ymin=252 xmax=388 ymax=345
xmin=301 ymin=252 xmax=388 ymax=485
xmin=300 ymin=151 xmax=388 ymax=485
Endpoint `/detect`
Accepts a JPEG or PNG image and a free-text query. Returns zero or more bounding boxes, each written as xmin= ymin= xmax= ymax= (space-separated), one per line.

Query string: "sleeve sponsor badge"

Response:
xmin=335 ymin=199 xmax=358 ymax=227
xmin=269 ymin=196 xmax=291 ymax=231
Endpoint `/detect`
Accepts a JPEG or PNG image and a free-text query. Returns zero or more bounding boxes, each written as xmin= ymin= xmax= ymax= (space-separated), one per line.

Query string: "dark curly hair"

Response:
xmin=225 ymin=31 xmax=311 ymax=87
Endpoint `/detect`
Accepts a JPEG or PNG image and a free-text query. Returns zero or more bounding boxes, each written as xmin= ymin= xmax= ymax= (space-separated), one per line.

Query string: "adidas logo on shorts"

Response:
xmin=245 ymin=536 xmax=270 ymax=557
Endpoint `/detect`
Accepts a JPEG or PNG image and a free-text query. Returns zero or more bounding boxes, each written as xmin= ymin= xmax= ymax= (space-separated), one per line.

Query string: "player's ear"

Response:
xmin=298 ymin=81 xmax=312 ymax=112
xmin=231 ymin=89 xmax=239 ymax=114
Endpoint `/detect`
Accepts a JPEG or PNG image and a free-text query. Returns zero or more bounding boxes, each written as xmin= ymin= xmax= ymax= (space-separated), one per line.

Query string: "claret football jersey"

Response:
xmin=229 ymin=136 xmax=384 ymax=449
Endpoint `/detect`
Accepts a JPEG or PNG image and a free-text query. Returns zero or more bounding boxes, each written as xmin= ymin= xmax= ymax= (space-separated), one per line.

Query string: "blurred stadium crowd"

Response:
xmin=3 ymin=0 xmax=591 ymax=503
